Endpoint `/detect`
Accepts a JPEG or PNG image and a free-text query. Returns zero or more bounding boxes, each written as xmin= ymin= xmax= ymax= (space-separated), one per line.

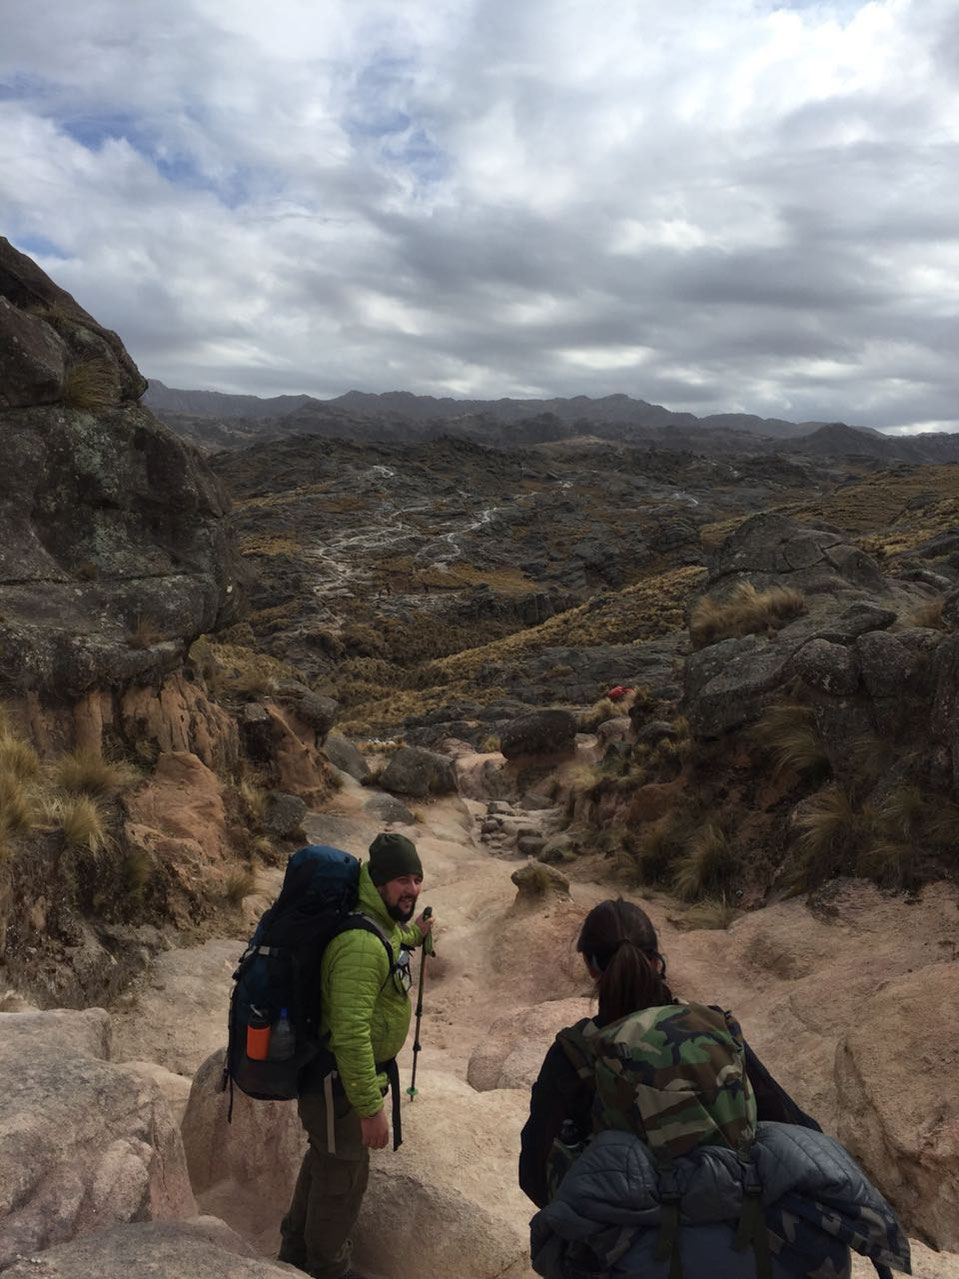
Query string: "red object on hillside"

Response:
xmin=607 ymin=685 xmax=634 ymax=701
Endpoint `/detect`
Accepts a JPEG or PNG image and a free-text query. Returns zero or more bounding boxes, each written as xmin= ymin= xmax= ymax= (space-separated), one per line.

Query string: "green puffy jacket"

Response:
xmin=319 ymin=863 xmax=423 ymax=1116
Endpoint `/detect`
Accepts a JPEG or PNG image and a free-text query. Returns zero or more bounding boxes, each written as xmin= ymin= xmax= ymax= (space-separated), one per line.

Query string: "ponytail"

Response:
xmin=578 ymin=899 xmax=673 ymax=1024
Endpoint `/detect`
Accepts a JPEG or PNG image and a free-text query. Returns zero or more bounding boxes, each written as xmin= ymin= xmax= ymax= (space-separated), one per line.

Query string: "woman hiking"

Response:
xmin=520 ymin=898 xmax=910 ymax=1279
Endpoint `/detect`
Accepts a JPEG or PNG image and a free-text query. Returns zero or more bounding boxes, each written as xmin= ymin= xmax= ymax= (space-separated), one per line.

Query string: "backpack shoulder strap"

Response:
xmin=334 ymin=912 xmax=396 ymax=979
xmin=554 ymin=1017 xmax=595 ymax=1082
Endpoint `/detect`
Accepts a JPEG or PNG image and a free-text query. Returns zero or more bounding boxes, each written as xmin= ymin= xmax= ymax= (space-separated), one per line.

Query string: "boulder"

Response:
xmin=835 ymin=962 xmax=959 ymax=1250
xmin=0 ymin=295 xmax=67 ymax=408
xmin=0 ymin=235 xmax=146 ymax=401
xmin=634 ymin=719 xmax=679 ymax=746
xmin=0 ymin=242 xmax=241 ymax=700
xmin=323 ymin=731 xmax=371 ymax=782
xmin=510 ymin=862 xmax=571 ymax=903
xmin=355 ymin=1072 xmax=534 ymax=1279
xmin=500 ymin=709 xmax=577 ymax=759
xmin=683 ymin=634 xmax=791 ymax=737
xmin=239 ymin=703 xmax=333 ymax=801
xmin=537 ymin=834 xmax=579 ymax=865
xmin=110 ymin=939 xmax=243 ymax=1077
xmin=0 ymin=1009 xmax=195 ymax=1268
xmin=789 ymin=637 xmax=861 ymax=696
xmin=273 ymin=681 xmax=337 ymax=742
xmin=379 ymin=746 xmax=457 ymax=798
xmin=1 ymin=1217 xmax=294 ymax=1279
xmin=181 ymin=1051 xmax=304 ymax=1255
xmin=182 ymin=1053 xmax=533 ymax=1278
xmin=263 ymin=792 xmax=308 ymax=839
xmin=363 ymin=791 xmax=417 ymax=824
xmin=596 ymin=715 xmax=632 ymax=744
xmin=467 ymin=997 xmax=592 ymax=1091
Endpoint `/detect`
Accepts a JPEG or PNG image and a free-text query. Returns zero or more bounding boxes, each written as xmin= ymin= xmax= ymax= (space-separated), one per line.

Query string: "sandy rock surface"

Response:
xmin=110 ymin=937 xmax=245 ymax=1076
xmin=1 ymin=1217 xmax=297 ymax=1279
xmin=836 ymin=962 xmax=959 ymax=1251
xmin=8 ymin=775 xmax=959 ymax=1279
xmin=0 ymin=1008 xmax=195 ymax=1268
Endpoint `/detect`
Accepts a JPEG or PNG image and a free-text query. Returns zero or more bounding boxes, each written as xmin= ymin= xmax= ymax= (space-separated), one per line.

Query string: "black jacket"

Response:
xmin=519 ymin=1019 xmax=822 ymax=1209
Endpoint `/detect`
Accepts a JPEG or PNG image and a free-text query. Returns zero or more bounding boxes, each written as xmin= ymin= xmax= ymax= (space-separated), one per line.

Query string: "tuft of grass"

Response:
xmin=690 ymin=581 xmax=805 ymax=649
xmin=579 ymin=697 xmax=619 ymax=732
xmin=480 ymin=735 xmax=501 ymax=754
xmin=237 ymin=779 xmax=268 ymax=824
xmin=224 ymin=865 xmax=257 ymax=906
xmin=127 ymin=615 xmax=163 ymax=650
xmin=51 ymin=749 xmax=132 ymax=798
xmin=62 ymin=358 xmax=118 ymax=412
xmin=671 ymin=899 xmax=741 ymax=931
xmin=790 ymin=786 xmax=876 ymax=887
xmin=0 ymin=772 xmax=38 ymax=840
xmin=750 ymin=702 xmax=830 ymax=781
xmin=46 ymin=794 xmax=109 ymax=853
xmin=0 ymin=735 xmax=41 ymax=781
xmin=876 ymin=783 xmax=927 ymax=841
xmin=910 ymin=599 xmax=946 ymax=630
xmin=632 ymin=819 xmax=677 ymax=884
xmin=123 ymin=848 xmax=152 ymax=900
xmin=672 ymin=820 xmax=736 ymax=901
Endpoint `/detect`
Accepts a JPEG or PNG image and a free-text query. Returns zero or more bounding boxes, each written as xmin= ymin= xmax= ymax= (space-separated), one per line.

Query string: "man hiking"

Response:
xmin=278 ymin=832 xmax=435 ymax=1279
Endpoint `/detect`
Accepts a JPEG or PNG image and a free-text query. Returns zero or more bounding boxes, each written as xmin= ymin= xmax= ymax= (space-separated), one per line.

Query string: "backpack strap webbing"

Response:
xmin=734 ymin=1161 xmax=773 ymax=1279
xmin=655 ymin=1167 xmax=684 ymax=1279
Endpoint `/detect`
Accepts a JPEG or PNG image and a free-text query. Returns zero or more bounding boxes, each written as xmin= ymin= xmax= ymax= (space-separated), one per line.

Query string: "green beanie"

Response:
xmin=368 ymin=832 xmax=423 ymax=886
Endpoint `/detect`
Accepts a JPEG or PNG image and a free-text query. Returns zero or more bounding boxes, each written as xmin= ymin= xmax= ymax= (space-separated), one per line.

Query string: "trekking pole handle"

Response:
xmin=420 ymin=905 xmax=434 ymax=955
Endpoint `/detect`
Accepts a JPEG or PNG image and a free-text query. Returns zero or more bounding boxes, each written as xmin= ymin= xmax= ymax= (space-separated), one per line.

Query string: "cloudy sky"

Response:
xmin=2 ymin=0 xmax=958 ymax=429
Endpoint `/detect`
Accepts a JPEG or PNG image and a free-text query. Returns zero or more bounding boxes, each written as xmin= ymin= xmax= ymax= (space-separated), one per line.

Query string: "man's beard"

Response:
xmin=387 ymin=900 xmax=415 ymax=923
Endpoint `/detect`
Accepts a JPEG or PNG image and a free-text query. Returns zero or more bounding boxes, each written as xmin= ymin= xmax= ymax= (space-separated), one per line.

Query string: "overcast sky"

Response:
xmin=2 ymin=1 xmax=958 ymax=430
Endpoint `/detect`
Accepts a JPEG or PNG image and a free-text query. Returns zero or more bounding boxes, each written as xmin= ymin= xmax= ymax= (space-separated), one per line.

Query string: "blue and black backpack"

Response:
xmin=221 ymin=843 xmax=393 ymax=1115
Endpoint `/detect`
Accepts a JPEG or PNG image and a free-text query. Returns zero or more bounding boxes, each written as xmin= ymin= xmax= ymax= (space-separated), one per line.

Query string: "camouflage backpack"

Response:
xmin=548 ymin=1001 xmax=757 ymax=1197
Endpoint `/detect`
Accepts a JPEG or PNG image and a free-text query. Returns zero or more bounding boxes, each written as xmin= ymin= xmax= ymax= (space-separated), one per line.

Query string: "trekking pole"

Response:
xmin=406 ymin=907 xmax=434 ymax=1100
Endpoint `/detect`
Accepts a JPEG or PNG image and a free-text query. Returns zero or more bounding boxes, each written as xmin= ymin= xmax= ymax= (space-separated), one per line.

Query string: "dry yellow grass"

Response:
xmin=690 ymin=581 xmax=805 ymax=649
xmin=790 ymin=786 xmax=875 ymax=886
xmin=750 ymin=703 xmax=830 ymax=780
xmin=46 ymin=794 xmax=109 ymax=854
xmin=672 ymin=820 xmax=736 ymax=901
xmin=670 ymin=899 xmax=741 ymax=931
xmin=0 ymin=735 xmax=41 ymax=781
xmin=910 ymin=599 xmax=946 ymax=629
xmin=126 ymin=615 xmax=163 ymax=649
xmin=224 ymin=865 xmax=257 ymax=906
xmin=62 ymin=358 xmax=118 ymax=411
xmin=51 ymin=750 xmax=133 ymax=797
xmin=237 ymin=779 xmax=268 ymax=824
xmin=0 ymin=772 xmax=37 ymax=842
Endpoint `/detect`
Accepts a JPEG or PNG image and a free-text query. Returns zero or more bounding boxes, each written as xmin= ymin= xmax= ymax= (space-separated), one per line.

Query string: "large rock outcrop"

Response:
xmin=683 ymin=514 xmax=933 ymax=740
xmin=181 ymin=1051 xmax=534 ymax=1278
xmin=835 ymin=963 xmax=959 ymax=1251
xmin=0 ymin=1007 xmax=195 ymax=1268
xmin=0 ymin=237 xmax=241 ymax=700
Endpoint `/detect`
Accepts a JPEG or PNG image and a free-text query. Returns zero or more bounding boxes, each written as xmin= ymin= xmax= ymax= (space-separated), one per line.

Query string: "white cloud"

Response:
xmin=1 ymin=0 xmax=958 ymax=427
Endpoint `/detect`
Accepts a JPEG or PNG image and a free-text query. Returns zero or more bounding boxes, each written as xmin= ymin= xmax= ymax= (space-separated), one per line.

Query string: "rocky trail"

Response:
xmin=4 ymin=757 xmax=958 ymax=1278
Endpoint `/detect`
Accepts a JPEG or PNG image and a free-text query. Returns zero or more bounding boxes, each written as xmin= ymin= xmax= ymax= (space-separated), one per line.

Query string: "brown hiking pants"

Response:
xmin=278 ymin=1089 xmax=370 ymax=1279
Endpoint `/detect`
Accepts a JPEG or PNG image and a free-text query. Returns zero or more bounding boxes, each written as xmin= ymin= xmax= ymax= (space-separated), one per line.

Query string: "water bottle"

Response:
xmin=245 ymin=1006 xmax=271 ymax=1060
xmin=268 ymin=1007 xmax=296 ymax=1061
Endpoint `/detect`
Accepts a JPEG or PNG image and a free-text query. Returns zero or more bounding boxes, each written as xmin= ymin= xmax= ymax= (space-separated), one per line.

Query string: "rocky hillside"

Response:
xmin=0 ymin=242 xmax=339 ymax=1006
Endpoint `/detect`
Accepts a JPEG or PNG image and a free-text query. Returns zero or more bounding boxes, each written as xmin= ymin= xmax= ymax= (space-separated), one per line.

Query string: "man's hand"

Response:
xmin=414 ymin=909 xmax=436 ymax=941
xmin=360 ymin=1108 xmax=390 ymax=1150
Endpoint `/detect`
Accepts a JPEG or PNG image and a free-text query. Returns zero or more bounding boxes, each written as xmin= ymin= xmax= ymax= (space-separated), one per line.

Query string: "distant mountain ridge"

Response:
xmin=144 ymin=381 xmax=823 ymax=438
xmin=144 ymin=380 xmax=312 ymax=419
xmin=143 ymin=381 xmax=959 ymax=464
